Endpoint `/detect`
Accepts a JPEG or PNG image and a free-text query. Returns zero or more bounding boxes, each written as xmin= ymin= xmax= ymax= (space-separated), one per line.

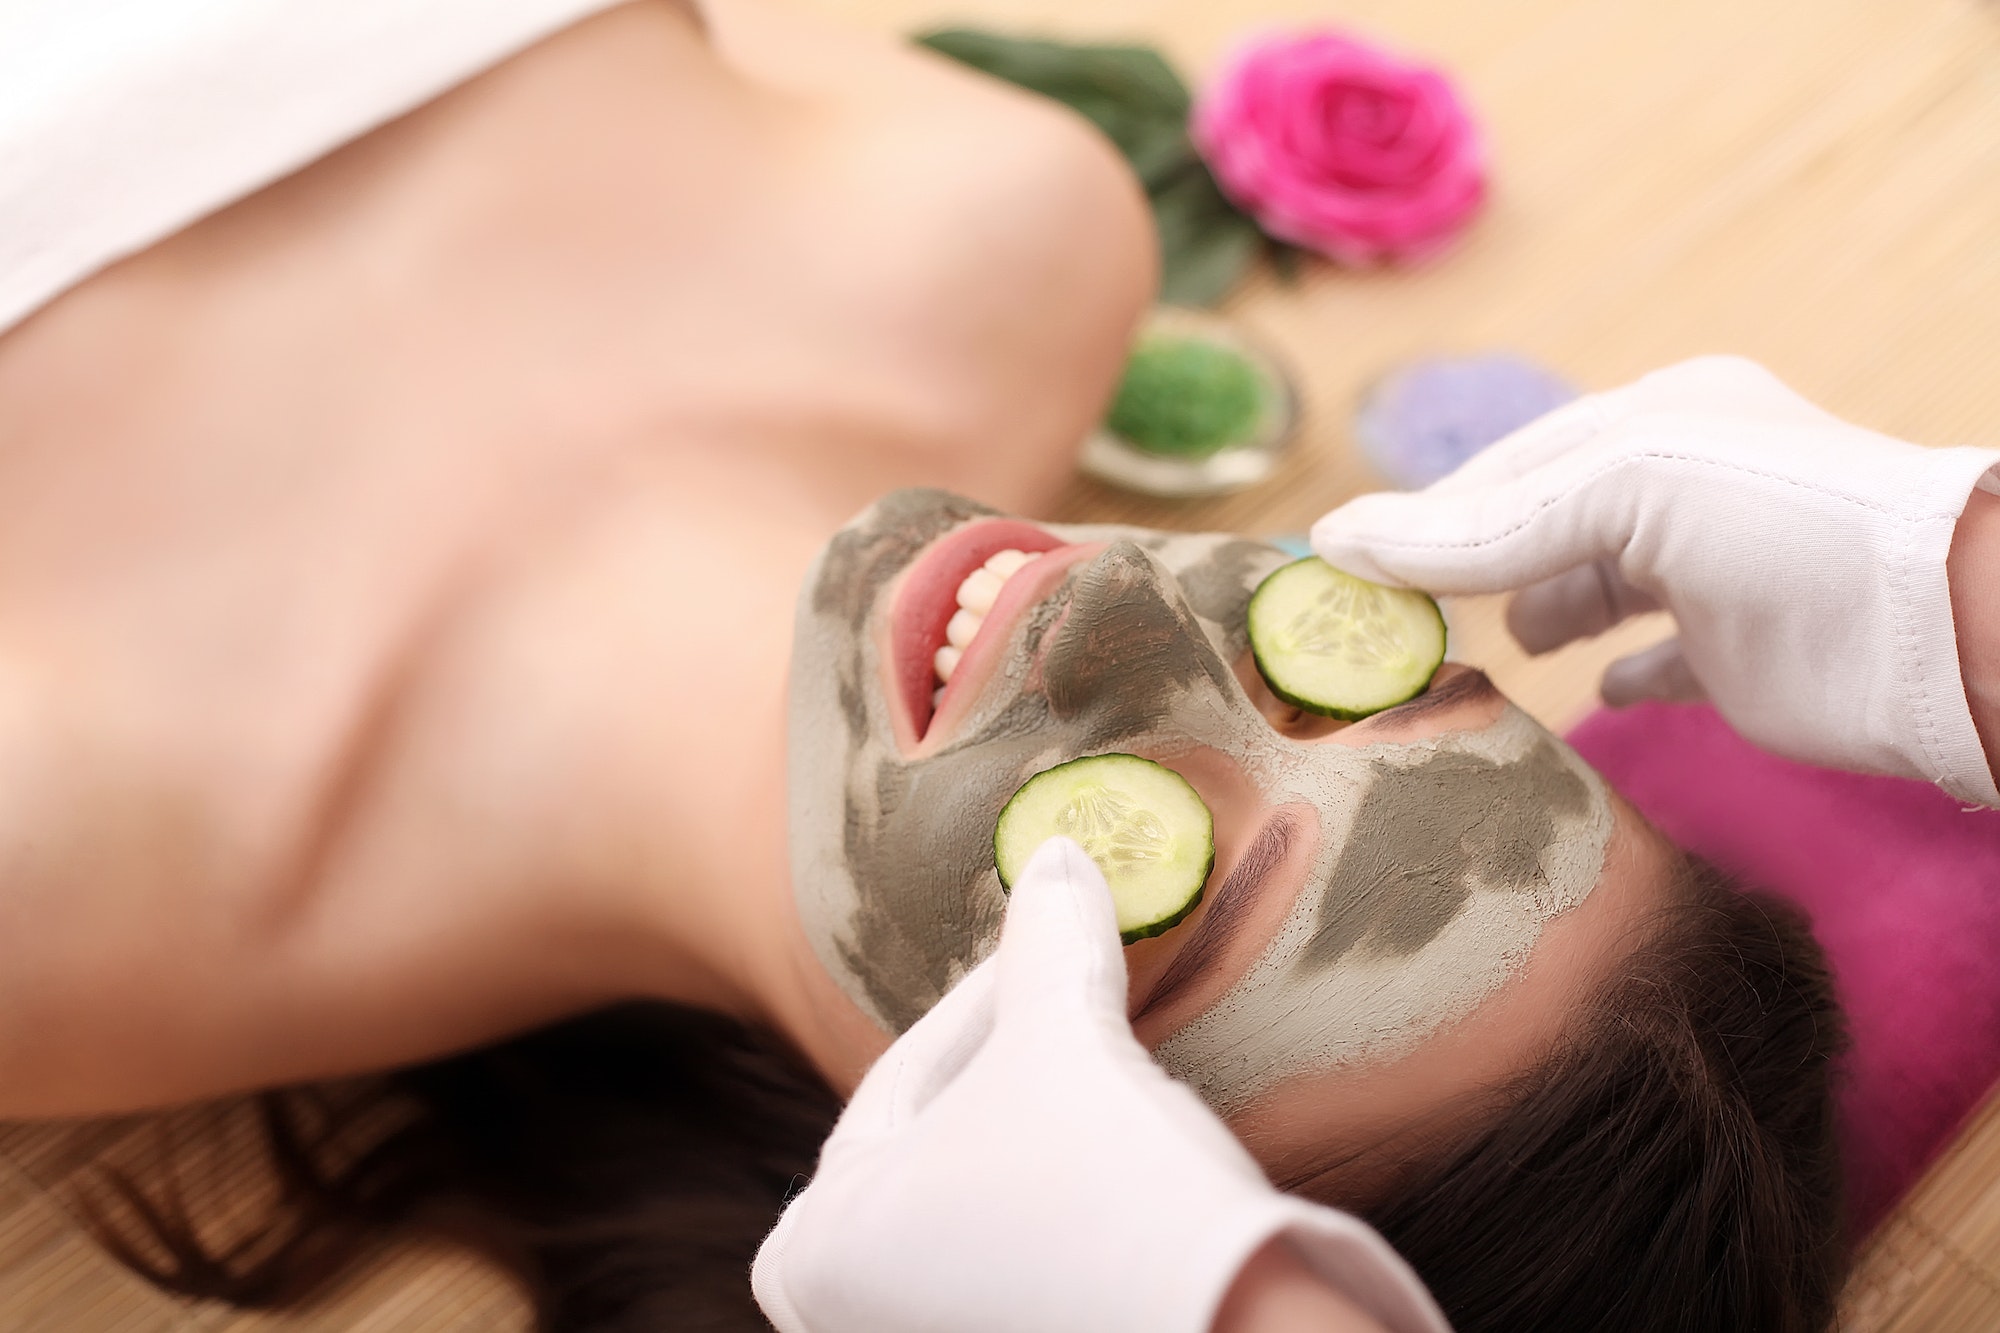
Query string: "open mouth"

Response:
xmin=888 ymin=519 xmax=1093 ymax=742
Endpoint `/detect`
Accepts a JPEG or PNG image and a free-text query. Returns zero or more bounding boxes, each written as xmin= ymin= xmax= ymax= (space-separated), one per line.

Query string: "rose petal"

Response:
xmin=1193 ymin=27 xmax=1487 ymax=264
xmin=1329 ymin=92 xmax=1446 ymax=189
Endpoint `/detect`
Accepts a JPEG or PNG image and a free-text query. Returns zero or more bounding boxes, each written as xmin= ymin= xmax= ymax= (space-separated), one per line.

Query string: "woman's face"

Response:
xmin=788 ymin=489 xmax=1618 ymax=1114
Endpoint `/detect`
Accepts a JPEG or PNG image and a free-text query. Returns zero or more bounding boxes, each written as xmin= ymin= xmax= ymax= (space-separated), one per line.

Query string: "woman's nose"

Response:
xmin=1042 ymin=542 xmax=1237 ymax=728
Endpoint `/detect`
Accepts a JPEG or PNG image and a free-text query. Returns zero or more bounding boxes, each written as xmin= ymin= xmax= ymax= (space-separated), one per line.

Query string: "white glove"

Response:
xmin=1312 ymin=356 xmax=2000 ymax=806
xmin=752 ymin=837 xmax=1450 ymax=1333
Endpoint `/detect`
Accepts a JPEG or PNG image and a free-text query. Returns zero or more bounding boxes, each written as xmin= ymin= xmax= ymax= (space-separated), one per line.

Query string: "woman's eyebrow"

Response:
xmin=1359 ymin=666 xmax=1499 ymax=727
xmin=1134 ymin=814 xmax=1295 ymax=1021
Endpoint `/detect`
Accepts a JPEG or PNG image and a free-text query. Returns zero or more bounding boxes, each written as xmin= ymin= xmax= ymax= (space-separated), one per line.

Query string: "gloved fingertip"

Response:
xmin=1602 ymin=638 xmax=1707 ymax=708
xmin=1308 ymin=506 xmax=1410 ymax=587
xmin=1314 ymin=484 xmax=1604 ymax=596
xmin=1507 ymin=560 xmax=1658 ymax=654
xmin=1023 ymin=831 xmax=1099 ymax=880
xmin=1505 ymin=568 xmax=1600 ymax=655
xmin=997 ymin=837 xmax=1128 ymax=1019
xmin=1007 ymin=836 xmax=1121 ymax=949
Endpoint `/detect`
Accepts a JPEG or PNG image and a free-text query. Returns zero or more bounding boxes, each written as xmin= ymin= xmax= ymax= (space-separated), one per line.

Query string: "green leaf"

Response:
xmin=1151 ymin=162 xmax=1264 ymax=306
xmin=1119 ymin=119 xmax=1200 ymax=193
xmin=1269 ymin=242 xmax=1309 ymax=286
xmin=918 ymin=29 xmax=1189 ymax=116
xmin=1161 ymin=213 xmax=1263 ymax=307
xmin=917 ymin=27 xmax=1269 ymax=307
xmin=918 ymin=29 xmax=1193 ymax=186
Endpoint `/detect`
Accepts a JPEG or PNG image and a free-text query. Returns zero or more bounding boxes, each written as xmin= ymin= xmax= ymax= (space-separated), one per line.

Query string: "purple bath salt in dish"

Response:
xmin=1354 ymin=353 xmax=1578 ymax=489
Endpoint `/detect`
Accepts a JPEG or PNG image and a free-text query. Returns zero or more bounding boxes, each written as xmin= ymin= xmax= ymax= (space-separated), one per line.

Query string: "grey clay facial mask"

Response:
xmin=1151 ymin=709 xmax=1612 ymax=1111
xmin=787 ymin=489 xmax=1614 ymax=1107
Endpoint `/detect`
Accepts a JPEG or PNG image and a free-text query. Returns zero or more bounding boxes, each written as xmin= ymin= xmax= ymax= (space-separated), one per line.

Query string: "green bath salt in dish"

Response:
xmin=1106 ymin=333 xmax=1271 ymax=460
xmin=994 ymin=754 xmax=1214 ymax=943
xmin=1248 ymin=557 xmax=1447 ymax=720
xmin=1080 ymin=307 xmax=1297 ymax=498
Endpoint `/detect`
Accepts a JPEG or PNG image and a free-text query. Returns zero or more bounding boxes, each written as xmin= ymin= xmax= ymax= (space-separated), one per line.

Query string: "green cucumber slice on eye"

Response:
xmin=994 ymin=754 xmax=1215 ymax=944
xmin=1247 ymin=557 xmax=1446 ymax=720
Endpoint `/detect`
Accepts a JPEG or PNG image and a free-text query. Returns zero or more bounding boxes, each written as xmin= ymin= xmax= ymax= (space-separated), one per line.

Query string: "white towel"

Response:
xmin=0 ymin=0 xmax=626 ymax=335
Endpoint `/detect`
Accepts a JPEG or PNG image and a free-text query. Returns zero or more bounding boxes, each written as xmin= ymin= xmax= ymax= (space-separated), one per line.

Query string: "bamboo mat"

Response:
xmin=5 ymin=0 xmax=1999 ymax=1326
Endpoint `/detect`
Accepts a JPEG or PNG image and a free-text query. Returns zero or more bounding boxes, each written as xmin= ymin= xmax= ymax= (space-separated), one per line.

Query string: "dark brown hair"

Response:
xmin=86 ymin=1006 xmax=841 ymax=1331
xmin=89 ymin=855 xmax=1845 ymax=1332
xmin=1355 ymin=856 xmax=1849 ymax=1332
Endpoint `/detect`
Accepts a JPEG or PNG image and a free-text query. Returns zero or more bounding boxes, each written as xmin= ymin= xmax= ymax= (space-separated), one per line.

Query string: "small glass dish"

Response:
xmin=1080 ymin=306 xmax=1299 ymax=499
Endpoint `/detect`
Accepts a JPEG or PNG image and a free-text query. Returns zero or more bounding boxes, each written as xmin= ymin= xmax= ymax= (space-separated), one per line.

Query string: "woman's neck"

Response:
xmin=463 ymin=445 xmax=899 ymax=1092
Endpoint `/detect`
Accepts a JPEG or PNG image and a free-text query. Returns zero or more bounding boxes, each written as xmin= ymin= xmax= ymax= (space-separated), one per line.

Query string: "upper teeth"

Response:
xmin=934 ymin=549 xmax=1036 ymax=687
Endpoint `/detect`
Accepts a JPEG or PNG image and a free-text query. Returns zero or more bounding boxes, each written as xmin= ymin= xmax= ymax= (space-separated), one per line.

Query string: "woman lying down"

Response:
xmin=0 ymin=0 xmax=1843 ymax=1329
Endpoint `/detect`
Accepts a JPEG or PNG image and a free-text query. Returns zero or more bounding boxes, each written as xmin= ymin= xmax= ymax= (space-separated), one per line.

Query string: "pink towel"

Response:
xmin=1569 ymin=702 xmax=2000 ymax=1234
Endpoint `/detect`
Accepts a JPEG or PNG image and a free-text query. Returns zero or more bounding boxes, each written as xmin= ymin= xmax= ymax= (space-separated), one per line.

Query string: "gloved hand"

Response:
xmin=751 ymin=837 xmax=1450 ymax=1333
xmin=1312 ymin=356 xmax=2000 ymax=806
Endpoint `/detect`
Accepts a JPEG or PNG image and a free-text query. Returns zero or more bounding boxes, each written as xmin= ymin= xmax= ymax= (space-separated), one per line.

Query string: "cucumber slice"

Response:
xmin=1248 ymin=557 xmax=1446 ymax=720
xmin=994 ymin=754 xmax=1214 ymax=943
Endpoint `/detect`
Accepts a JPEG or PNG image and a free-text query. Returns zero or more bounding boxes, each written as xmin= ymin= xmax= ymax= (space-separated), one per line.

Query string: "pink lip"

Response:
xmin=887 ymin=519 xmax=1100 ymax=746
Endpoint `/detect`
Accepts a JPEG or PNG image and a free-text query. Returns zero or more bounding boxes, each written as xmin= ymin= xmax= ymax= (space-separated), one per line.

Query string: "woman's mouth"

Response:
xmin=887 ymin=519 xmax=1096 ymax=743
xmin=932 ymin=547 xmax=1040 ymax=691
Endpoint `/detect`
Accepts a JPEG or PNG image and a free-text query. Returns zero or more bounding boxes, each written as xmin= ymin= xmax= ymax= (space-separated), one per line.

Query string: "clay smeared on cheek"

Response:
xmin=1171 ymin=539 xmax=1278 ymax=660
xmin=829 ymin=543 xmax=1247 ymax=1030
xmin=1306 ymin=742 xmax=1593 ymax=967
xmin=1154 ymin=709 xmax=1614 ymax=1112
xmin=789 ymin=491 xmax=1017 ymax=1033
xmin=813 ymin=489 xmax=997 ymax=707
xmin=832 ymin=742 xmax=1028 ymax=1031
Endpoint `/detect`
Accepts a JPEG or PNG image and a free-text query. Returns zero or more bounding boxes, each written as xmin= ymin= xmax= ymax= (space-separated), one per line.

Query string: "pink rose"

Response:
xmin=1192 ymin=31 xmax=1487 ymax=265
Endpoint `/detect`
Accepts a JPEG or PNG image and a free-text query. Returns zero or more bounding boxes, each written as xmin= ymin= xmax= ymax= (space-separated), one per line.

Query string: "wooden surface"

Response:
xmin=5 ymin=0 xmax=2000 ymax=1326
